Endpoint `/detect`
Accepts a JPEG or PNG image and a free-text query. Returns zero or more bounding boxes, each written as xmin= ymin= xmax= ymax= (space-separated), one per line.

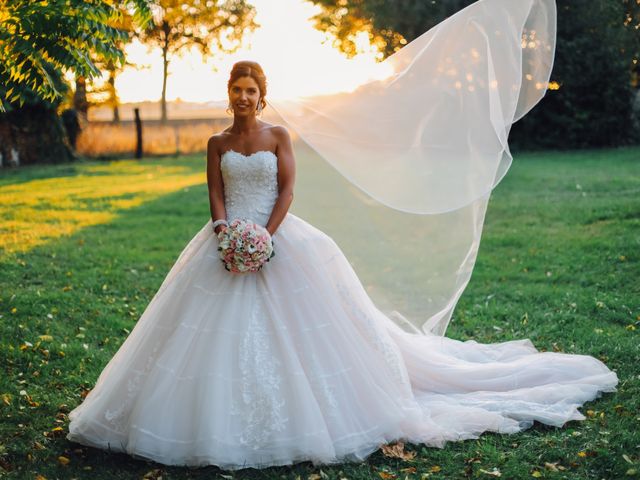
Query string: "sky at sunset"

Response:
xmin=114 ymin=0 xmax=387 ymax=103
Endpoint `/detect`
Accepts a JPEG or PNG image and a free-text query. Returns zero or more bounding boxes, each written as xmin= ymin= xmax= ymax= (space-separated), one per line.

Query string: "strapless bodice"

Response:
xmin=220 ymin=150 xmax=279 ymax=227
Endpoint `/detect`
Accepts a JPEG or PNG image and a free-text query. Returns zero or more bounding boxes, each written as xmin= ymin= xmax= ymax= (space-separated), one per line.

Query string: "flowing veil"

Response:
xmin=263 ymin=0 xmax=557 ymax=335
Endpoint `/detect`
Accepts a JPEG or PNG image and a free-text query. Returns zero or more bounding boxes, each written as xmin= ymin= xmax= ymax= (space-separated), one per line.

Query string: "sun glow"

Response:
xmin=114 ymin=0 xmax=389 ymax=103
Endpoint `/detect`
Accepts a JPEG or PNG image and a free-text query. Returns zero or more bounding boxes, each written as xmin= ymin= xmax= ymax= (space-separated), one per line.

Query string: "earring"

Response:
xmin=256 ymin=100 xmax=263 ymax=115
xmin=226 ymin=101 xmax=233 ymax=115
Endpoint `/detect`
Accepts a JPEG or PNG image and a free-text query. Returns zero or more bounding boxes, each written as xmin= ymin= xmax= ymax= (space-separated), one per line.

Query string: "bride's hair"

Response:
xmin=227 ymin=61 xmax=268 ymax=112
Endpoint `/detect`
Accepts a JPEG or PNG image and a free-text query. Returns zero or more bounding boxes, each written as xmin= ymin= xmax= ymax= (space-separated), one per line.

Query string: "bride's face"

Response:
xmin=228 ymin=76 xmax=261 ymax=117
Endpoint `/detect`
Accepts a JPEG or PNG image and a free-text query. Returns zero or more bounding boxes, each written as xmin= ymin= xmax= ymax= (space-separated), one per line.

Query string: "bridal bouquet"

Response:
xmin=217 ymin=218 xmax=275 ymax=273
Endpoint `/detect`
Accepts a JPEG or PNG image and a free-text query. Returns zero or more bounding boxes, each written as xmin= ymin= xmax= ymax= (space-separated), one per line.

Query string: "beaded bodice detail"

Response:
xmin=221 ymin=150 xmax=279 ymax=227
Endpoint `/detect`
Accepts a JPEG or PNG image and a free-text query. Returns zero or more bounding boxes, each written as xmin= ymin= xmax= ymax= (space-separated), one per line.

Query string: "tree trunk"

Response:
xmin=73 ymin=76 xmax=89 ymax=124
xmin=161 ymin=44 xmax=169 ymax=123
xmin=107 ymin=67 xmax=120 ymax=123
xmin=0 ymin=103 xmax=74 ymax=167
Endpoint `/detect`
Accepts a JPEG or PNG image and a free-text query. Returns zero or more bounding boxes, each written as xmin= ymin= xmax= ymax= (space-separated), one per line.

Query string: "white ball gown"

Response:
xmin=66 ymin=149 xmax=618 ymax=469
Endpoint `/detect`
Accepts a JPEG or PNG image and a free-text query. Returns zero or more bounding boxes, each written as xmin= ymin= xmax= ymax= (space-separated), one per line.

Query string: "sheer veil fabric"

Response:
xmin=267 ymin=0 xmax=557 ymax=335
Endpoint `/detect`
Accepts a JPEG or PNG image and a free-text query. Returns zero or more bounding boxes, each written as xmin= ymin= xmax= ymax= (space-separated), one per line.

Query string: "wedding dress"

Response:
xmin=66 ymin=149 xmax=618 ymax=469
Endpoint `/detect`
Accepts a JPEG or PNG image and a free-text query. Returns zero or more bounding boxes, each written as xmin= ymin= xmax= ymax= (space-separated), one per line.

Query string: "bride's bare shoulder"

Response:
xmin=257 ymin=120 xmax=287 ymax=133
xmin=207 ymin=130 xmax=232 ymax=155
xmin=265 ymin=124 xmax=294 ymax=158
xmin=262 ymin=122 xmax=291 ymax=143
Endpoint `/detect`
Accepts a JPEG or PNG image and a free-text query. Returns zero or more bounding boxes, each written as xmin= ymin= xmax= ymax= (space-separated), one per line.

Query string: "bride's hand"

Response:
xmin=215 ymin=225 xmax=228 ymax=238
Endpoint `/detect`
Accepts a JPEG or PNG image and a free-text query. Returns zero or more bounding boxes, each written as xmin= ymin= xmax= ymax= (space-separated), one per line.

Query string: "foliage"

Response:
xmin=310 ymin=0 xmax=639 ymax=149
xmin=511 ymin=0 xmax=638 ymax=149
xmin=0 ymin=104 xmax=76 ymax=166
xmin=622 ymin=0 xmax=640 ymax=85
xmin=0 ymin=147 xmax=638 ymax=478
xmin=138 ymin=0 xmax=257 ymax=60
xmin=78 ymin=2 xmax=148 ymax=119
xmin=0 ymin=0 xmax=152 ymax=111
xmin=136 ymin=0 xmax=258 ymax=121
xmin=310 ymin=0 xmax=473 ymax=58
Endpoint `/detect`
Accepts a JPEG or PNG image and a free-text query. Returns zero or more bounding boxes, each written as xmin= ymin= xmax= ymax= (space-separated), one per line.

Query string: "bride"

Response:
xmin=66 ymin=4 xmax=618 ymax=472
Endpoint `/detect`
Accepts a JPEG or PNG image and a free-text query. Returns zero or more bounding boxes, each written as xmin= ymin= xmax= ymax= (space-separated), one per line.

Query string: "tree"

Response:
xmin=136 ymin=0 xmax=258 ymax=123
xmin=309 ymin=0 xmax=638 ymax=149
xmin=0 ymin=0 xmax=151 ymax=165
xmin=510 ymin=0 xmax=637 ymax=149
xmin=0 ymin=0 xmax=151 ymax=110
xmin=623 ymin=0 xmax=640 ymax=87
xmin=310 ymin=0 xmax=474 ymax=59
xmin=73 ymin=5 xmax=139 ymax=124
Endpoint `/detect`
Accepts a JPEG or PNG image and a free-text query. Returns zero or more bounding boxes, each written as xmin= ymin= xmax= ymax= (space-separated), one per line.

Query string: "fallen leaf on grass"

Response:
xmin=142 ymin=468 xmax=164 ymax=479
xmin=578 ymin=450 xmax=598 ymax=458
xmin=45 ymin=426 xmax=65 ymax=439
xmin=479 ymin=468 xmax=501 ymax=477
xmin=0 ymin=457 xmax=13 ymax=471
xmin=378 ymin=472 xmax=397 ymax=479
xmin=400 ymin=467 xmax=417 ymax=473
xmin=380 ymin=441 xmax=416 ymax=461
xmin=57 ymin=456 xmax=70 ymax=466
xmin=429 ymin=466 xmax=441 ymax=473
xmin=544 ymin=462 xmax=565 ymax=471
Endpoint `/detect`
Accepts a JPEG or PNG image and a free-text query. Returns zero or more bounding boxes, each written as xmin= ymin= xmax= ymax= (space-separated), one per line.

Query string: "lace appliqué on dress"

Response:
xmin=230 ymin=291 xmax=289 ymax=448
xmin=221 ymin=151 xmax=279 ymax=228
xmin=336 ymin=281 xmax=412 ymax=394
xmin=306 ymin=348 xmax=341 ymax=419
xmin=104 ymin=338 xmax=163 ymax=433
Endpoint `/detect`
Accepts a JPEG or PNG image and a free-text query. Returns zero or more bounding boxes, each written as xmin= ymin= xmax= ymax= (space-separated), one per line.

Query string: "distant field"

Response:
xmin=0 ymin=146 xmax=638 ymax=479
xmin=79 ymin=102 xmax=296 ymax=158
xmin=76 ymin=118 xmax=227 ymax=158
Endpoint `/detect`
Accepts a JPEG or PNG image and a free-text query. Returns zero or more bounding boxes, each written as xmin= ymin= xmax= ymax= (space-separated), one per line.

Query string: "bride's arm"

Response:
xmin=265 ymin=126 xmax=295 ymax=236
xmin=206 ymin=136 xmax=227 ymax=234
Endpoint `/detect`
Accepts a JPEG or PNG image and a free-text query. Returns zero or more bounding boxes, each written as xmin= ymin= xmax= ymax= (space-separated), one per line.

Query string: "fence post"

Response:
xmin=134 ymin=108 xmax=143 ymax=159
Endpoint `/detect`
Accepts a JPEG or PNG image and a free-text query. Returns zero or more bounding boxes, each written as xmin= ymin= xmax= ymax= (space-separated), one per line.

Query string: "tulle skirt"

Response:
xmin=66 ymin=213 xmax=618 ymax=469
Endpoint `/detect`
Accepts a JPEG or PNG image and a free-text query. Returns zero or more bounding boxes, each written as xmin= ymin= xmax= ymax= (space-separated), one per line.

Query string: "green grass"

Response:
xmin=0 ymin=146 xmax=638 ymax=480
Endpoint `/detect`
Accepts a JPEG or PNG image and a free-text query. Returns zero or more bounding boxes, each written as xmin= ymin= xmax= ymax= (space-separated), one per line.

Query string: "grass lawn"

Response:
xmin=0 ymin=146 xmax=638 ymax=479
